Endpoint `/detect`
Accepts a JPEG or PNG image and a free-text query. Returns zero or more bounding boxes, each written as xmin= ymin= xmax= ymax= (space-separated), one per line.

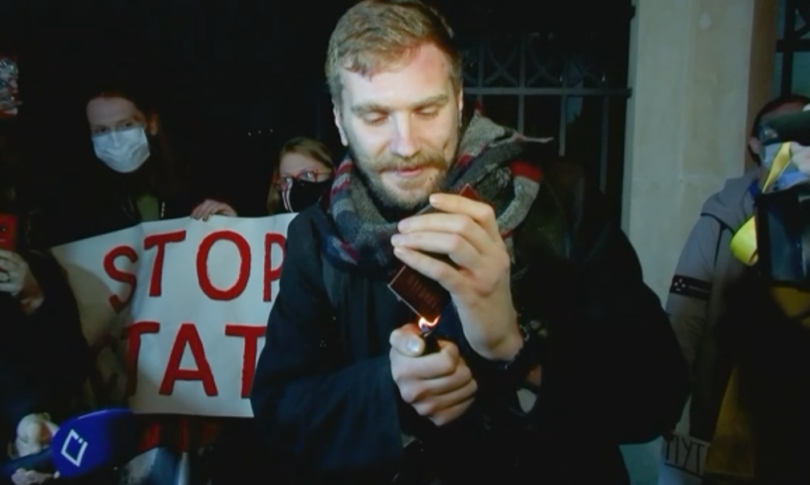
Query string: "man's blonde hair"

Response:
xmin=325 ymin=0 xmax=462 ymax=104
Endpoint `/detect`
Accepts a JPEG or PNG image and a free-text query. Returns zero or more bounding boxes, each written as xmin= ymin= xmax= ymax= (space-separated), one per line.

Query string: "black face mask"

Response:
xmin=282 ymin=179 xmax=331 ymax=212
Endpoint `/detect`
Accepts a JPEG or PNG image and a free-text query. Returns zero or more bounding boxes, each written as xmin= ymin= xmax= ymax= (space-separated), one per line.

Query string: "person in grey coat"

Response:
xmin=666 ymin=93 xmax=810 ymax=441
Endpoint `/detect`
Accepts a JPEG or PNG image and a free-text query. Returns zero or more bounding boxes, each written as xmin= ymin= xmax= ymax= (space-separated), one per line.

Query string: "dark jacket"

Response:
xmin=42 ymin=187 xmax=200 ymax=247
xmin=0 ymin=250 xmax=90 ymax=448
xmin=715 ymin=270 xmax=810 ymax=484
xmin=251 ymin=168 xmax=690 ymax=484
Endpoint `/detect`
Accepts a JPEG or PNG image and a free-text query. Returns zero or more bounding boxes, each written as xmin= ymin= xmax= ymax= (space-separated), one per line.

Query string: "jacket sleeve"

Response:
xmin=0 ymin=351 xmax=43 ymax=436
xmin=536 ymin=217 xmax=690 ymax=444
xmin=0 ymin=250 xmax=90 ymax=430
xmin=513 ymin=167 xmax=691 ymax=444
xmin=24 ymin=251 xmax=91 ymax=411
xmin=665 ymin=216 xmax=722 ymax=373
xmin=250 ymin=213 xmax=403 ymax=471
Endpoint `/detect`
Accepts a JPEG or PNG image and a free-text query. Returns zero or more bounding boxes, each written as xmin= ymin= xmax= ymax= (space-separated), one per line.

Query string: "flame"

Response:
xmin=418 ymin=316 xmax=439 ymax=332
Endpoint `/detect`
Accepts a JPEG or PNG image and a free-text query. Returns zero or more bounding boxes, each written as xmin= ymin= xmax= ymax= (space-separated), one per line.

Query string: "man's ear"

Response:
xmin=146 ymin=111 xmax=160 ymax=136
xmin=333 ymin=103 xmax=348 ymax=146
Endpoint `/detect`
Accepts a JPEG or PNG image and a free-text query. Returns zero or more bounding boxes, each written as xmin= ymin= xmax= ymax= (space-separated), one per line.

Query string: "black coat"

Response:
xmin=251 ymin=169 xmax=689 ymax=484
xmin=0 ymin=250 xmax=90 ymax=449
xmin=715 ymin=270 xmax=810 ymax=484
xmin=41 ymin=188 xmax=201 ymax=247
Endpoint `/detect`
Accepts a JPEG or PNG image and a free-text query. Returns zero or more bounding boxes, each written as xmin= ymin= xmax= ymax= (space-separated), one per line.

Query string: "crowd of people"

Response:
xmin=1 ymin=0 xmax=808 ymax=484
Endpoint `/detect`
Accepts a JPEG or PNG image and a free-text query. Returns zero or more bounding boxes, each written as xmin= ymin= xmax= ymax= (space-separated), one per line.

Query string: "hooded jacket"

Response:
xmin=666 ymin=168 xmax=759 ymax=440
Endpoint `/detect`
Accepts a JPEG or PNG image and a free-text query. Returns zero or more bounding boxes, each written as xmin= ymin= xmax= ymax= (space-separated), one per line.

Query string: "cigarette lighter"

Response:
xmin=418 ymin=317 xmax=441 ymax=355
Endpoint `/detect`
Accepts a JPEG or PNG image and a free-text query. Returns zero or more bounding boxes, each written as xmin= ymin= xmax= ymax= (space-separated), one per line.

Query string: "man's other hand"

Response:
xmin=389 ymin=324 xmax=476 ymax=426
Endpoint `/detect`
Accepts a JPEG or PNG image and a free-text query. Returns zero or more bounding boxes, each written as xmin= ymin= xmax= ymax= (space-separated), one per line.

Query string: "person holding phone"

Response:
xmin=0 ymin=54 xmax=90 ymax=485
xmin=0 ymin=238 xmax=89 ymax=485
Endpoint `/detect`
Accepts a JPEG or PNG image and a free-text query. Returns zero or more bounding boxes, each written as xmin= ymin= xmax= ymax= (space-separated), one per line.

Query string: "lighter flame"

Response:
xmin=418 ymin=316 xmax=439 ymax=331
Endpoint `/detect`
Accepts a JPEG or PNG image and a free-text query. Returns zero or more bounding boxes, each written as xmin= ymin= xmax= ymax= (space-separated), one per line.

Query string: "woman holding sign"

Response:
xmin=59 ymin=81 xmax=262 ymax=485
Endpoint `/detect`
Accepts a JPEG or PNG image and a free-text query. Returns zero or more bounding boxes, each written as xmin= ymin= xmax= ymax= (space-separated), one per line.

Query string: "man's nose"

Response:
xmin=390 ymin=116 xmax=419 ymax=159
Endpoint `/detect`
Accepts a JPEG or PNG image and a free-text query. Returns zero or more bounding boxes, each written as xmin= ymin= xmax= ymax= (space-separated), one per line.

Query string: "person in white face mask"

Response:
xmin=665 ymin=94 xmax=810 ymax=446
xmin=90 ymin=124 xmax=151 ymax=174
xmin=46 ymin=84 xmax=238 ymax=245
xmin=74 ymin=85 xmax=259 ymax=485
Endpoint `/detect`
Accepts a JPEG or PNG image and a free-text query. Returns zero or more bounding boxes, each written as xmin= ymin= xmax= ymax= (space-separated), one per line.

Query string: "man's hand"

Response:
xmin=391 ymin=193 xmax=522 ymax=360
xmin=389 ymin=324 xmax=476 ymax=426
xmin=0 ymin=250 xmax=43 ymax=314
xmin=191 ymin=199 xmax=237 ymax=221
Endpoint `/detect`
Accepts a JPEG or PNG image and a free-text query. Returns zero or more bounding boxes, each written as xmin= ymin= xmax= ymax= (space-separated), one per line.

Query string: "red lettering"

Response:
xmin=123 ymin=321 xmax=161 ymax=397
xmin=199 ymin=421 xmax=221 ymax=448
xmin=103 ymin=245 xmax=138 ymax=313
xmin=139 ymin=421 xmax=164 ymax=452
xmin=196 ymin=230 xmax=251 ymax=300
xmin=263 ymin=233 xmax=286 ymax=301
xmin=144 ymin=230 xmax=187 ymax=297
xmin=160 ymin=323 xmax=218 ymax=396
xmin=224 ymin=324 xmax=266 ymax=398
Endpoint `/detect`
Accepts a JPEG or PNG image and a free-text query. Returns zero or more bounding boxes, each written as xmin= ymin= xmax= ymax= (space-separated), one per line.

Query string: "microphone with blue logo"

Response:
xmin=0 ymin=408 xmax=139 ymax=480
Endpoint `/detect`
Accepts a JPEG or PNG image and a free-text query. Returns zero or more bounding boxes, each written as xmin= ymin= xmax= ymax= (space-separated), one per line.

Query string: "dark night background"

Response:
xmin=0 ymin=0 xmax=633 ymax=217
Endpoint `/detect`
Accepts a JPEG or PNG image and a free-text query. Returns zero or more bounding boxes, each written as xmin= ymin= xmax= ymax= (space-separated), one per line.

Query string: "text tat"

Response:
xmin=124 ymin=321 xmax=266 ymax=399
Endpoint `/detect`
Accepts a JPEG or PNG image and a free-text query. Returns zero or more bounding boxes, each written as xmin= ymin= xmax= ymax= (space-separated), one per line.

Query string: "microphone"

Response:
xmin=0 ymin=408 xmax=139 ymax=480
xmin=760 ymin=109 xmax=810 ymax=146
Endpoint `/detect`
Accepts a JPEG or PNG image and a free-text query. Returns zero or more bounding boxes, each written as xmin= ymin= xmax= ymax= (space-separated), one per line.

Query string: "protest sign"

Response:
xmin=658 ymin=433 xmax=710 ymax=485
xmin=51 ymin=214 xmax=296 ymax=417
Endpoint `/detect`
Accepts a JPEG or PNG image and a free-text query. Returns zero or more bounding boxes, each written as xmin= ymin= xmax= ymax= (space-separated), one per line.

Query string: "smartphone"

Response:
xmin=0 ymin=213 xmax=18 ymax=251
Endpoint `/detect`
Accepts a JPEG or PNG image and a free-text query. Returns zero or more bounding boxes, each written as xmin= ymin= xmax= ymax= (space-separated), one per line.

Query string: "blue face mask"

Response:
xmin=760 ymin=141 xmax=810 ymax=192
xmin=761 ymin=143 xmax=780 ymax=169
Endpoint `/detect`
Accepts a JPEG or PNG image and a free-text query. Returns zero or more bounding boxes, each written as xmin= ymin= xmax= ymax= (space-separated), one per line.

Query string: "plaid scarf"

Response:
xmin=320 ymin=113 xmax=543 ymax=275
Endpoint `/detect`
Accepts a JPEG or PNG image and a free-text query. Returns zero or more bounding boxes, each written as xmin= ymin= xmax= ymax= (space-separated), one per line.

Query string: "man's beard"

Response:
xmin=351 ymin=146 xmax=451 ymax=212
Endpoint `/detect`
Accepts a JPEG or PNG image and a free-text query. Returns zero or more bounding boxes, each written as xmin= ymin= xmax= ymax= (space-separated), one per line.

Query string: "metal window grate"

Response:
xmin=775 ymin=0 xmax=810 ymax=94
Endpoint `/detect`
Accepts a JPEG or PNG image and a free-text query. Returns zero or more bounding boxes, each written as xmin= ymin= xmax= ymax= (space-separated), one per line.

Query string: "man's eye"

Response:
xmin=364 ymin=115 xmax=386 ymax=125
xmin=416 ymin=109 xmax=438 ymax=118
xmin=301 ymin=171 xmax=317 ymax=181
